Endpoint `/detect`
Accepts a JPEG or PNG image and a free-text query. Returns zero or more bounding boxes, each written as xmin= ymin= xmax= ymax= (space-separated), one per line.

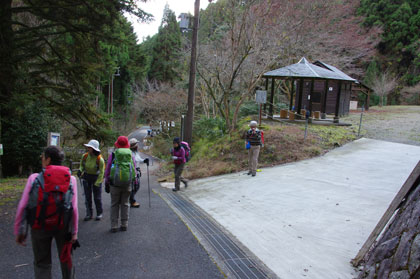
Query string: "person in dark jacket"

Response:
xmin=245 ymin=121 xmax=262 ymax=176
xmin=171 ymin=138 xmax=188 ymax=192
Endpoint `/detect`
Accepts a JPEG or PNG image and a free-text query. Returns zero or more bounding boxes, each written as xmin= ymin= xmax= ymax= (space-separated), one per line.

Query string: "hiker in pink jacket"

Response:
xmin=14 ymin=146 xmax=78 ymax=279
xmin=171 ymin=137 xmax=188 ymax=192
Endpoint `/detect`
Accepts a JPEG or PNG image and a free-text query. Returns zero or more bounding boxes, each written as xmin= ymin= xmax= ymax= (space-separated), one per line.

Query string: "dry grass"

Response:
xmin=155 ymin=120 xmax=356 ymax=180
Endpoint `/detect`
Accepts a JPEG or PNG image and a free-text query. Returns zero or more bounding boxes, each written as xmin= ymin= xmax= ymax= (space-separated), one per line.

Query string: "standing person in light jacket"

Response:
xmin=128 ymin=138 xmax=149 ymax=208
xmin=78 ymin=139 xmax=105 ymax=221
xmin=14 ymin=146 xmax=78 ymax=279
xmin=246 ymin=121 xmax=262 ymax=177
xmin=171 ymin=137 xmax=188 ymax=192
xmin=104 ymin=136 xmax=136 ymax=232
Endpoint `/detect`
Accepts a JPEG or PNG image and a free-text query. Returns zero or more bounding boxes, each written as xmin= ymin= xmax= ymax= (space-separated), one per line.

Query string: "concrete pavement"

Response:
xmin=182 ymin=138 xmax=420 ymax=279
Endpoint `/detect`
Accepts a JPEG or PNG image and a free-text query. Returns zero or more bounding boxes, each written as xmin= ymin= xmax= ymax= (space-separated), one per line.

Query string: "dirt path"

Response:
xmin=341 ymin=106 xmax=420 ymax=146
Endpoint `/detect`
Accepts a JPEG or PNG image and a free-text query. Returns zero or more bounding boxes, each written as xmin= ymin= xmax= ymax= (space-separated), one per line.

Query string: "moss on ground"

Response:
xmin=0 ymin=178 xmax=26 ymax=213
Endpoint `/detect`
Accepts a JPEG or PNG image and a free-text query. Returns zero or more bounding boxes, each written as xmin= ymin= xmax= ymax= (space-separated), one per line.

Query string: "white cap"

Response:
xmin=129 ymin=138 xmax=139 ymax=147
xmin=84 ymin=139 xmax=100 ymax=152
xmin=249 ymin=121 xmax=258 ymax=127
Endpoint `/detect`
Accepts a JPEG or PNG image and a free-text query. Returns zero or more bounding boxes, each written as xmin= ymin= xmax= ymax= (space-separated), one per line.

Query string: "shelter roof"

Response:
xmin=263 ymin=57 xmax=356 ymax=82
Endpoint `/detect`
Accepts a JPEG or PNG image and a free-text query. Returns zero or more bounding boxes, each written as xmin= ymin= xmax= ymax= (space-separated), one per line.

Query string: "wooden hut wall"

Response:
xmin=294 ymin=80 xmax=309 ymax=111
xmin=325 ymin=80 xmax=338 ymax=114
xmin=294 ymin=80 xmax=352 ymax=115
xmin=312 ymin=80 xmax=324 ymax=112
xmin=341 ymin=83 xmax=351 ymax=115
xmin=295 ymin=80 xmax=315 ymax=111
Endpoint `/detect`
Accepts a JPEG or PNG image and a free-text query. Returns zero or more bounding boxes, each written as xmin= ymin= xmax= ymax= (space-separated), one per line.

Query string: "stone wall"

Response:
xmin=358 ymin=181 xmax=420 ymax=279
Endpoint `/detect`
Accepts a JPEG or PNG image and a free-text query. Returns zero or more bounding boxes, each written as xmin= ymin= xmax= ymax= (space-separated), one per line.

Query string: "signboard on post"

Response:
xmin=256 ymin=90 xmax=267 ymax=104
xmin=256 ymin=90 xmax=267 ymax=126
xmin=48 ymin=132 xmax=61 ymax=147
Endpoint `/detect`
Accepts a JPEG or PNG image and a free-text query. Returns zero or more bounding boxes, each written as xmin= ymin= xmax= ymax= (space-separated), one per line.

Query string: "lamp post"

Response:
xmin=108 ymin=67 xmax=120 ymax=114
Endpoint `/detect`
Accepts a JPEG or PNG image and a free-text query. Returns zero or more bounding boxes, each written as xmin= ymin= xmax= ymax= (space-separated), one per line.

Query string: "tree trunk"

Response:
xmin=0 ymin=0 xmax=14 ymax=178
xmin=184 ymin=0 xmax=200 ymax=146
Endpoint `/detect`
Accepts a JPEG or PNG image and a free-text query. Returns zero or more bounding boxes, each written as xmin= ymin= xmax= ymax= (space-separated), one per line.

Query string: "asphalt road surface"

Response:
xmin=0 ymin=127 xmax=224 ymax=279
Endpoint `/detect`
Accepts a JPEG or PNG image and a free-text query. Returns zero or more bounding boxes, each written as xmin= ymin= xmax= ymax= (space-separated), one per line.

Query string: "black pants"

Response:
xmin=31 ymin=229 xmax=74 ymax=279
xmin=82 ymin=174 xmax=102 ymax=217
xmin=174 ymin=163 xmax=187 ymax=190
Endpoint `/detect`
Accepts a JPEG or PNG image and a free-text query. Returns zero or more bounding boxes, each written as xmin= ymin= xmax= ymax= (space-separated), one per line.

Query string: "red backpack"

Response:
xmin=26 ymin=165 xmax=73 ymax=231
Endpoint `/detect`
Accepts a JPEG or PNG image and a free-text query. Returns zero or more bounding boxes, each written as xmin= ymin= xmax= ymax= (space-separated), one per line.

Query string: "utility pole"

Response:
xmin=184 ymin=0 xmax=200 ymax=145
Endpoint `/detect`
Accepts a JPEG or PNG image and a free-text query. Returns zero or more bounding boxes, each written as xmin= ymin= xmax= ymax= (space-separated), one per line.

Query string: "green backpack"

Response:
xmin=110 ymin=148 xmax=135 ymax=187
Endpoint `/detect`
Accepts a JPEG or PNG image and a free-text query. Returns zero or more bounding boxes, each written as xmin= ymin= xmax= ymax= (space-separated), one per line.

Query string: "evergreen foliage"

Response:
xmin=2 ymin=103 xmax=58 ymax=176
xmin=147 ymin=5 xmax=183 ymax=84
xmin=359 ymin=0 xmax=420 ymax=84
xmin=0 ymin=0 xmax=151 ymax=176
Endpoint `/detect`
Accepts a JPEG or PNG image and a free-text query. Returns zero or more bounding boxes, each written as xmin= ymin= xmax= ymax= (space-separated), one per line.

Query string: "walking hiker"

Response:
xmin=78 ymin=139 xmax=105 ymax=221
xmin=246 ymin=121 xmax=263 ymax=177
xmin=171 ymin=137 xmax=188 ymax=192
xmin=129 ymin=138 xmax=149 ymax=208
xmin=14 ymin=146 xmax=79 ymax=279
xmin=104 ymin=136 xmax=136 ymax=232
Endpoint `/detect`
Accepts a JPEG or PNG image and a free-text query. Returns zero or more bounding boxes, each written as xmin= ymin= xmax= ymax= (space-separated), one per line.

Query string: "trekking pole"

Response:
xmin=147 ymin=163 xmax=151 ymax=208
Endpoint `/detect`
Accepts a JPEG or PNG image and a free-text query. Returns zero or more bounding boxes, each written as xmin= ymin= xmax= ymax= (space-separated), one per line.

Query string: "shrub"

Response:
xmin=239 ymin=101 xmax=259 ymax=117
xmin=193 ymin=117 xmax=226 ymax=141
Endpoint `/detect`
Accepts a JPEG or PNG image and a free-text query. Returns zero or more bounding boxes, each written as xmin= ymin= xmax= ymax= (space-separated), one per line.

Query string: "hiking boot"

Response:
xmin=183 ymin=181 xmax=188 ymax=188
xmin=247 ymin=171 xmax=252 ymax=175
xmin=110 ymin=228 xmax=118 ymax=233
xmin=84 ymin=215 xmax=92 ymax=221
xmin=120 ymin=226 xmax=127 ymax=232
xmin=95 ymin=214 xmax=103 ymax=221
xmin=131 ymin=202 xmax=140 ymax=208
xmin=252 ymin=174 xmax=256 ymax=177
xmin=172 ymin=188 xmax=179 ymax=192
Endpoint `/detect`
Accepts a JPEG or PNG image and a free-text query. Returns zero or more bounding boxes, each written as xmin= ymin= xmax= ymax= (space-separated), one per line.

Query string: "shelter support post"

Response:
xmin=321 ymin=80 xmax=328 ymax=119
xmin=334 ymin=81 xmax=342 ymax=123
xmin=296 ymin=78 xmax=304 ymax=119
xmin=289 ymin=79 xmax=294 ymax=111
xmin=269 ymin=78 xmax=275 ymax=119
xmin=263 ymin=78 xmax=269 ymax=113
xmin=309 ymin=78 xmax=314 ymax=117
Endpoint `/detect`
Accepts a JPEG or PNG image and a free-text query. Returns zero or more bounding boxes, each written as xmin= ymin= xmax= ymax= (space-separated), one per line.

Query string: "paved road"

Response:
xmin=184 ymin=138 xmax=420 ymax=279
xmin=0 ymin=127 xmax=224 ymax=279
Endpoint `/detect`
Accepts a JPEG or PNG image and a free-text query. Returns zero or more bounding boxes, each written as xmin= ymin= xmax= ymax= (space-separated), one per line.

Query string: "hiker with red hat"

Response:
xmin=14 ymin=146 xmax=79 ymax=279
xmin=78 ymin=139 xmax=105 ymax=221
xmin=104 ymin=136 xmax=136 ymax=232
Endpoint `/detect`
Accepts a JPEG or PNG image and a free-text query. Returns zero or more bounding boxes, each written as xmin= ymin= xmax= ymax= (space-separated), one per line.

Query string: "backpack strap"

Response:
xmin=81 ymin=153 xmax=89 ymax=170
xmin=37 ymin=174 xmax=49 ymax=231
xmin=95 ymin=155 xmax=102 ymax=175
xmin=62 ymin=171 xmax=74 ymax=233
xmin=24 ymin=171 xmax=45 ymax=234
xmin=96 ymin=155 xmax=102 ymax=168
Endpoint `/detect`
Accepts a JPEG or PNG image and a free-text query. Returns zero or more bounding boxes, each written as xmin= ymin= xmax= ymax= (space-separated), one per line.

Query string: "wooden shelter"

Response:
xmin=263 ymin=57 xmax=356 ymax=122
xmin=351 ymin=81 xmax=372 ymax=110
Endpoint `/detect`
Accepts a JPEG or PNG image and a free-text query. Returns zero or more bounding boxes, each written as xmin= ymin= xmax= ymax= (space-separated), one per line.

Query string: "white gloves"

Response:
xmin=172 ymin=156 xmax=178 ymax=160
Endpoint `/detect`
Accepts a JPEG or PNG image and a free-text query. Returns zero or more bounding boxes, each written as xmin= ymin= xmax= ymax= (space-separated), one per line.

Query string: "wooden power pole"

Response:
xmin=184 ymin=0 xmax=200 ymax=145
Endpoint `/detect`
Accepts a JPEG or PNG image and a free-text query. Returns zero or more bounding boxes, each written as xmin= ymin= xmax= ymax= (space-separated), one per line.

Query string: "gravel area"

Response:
xmin=341 ymin=106 xmax=420 ymax=146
